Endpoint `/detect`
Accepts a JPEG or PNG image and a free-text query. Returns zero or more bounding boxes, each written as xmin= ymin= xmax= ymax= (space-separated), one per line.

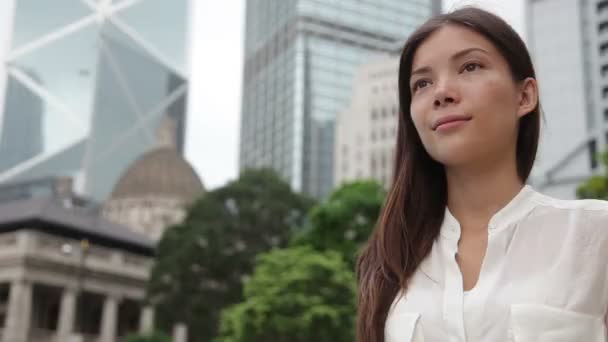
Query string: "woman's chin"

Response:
xmin=429 ymin=149 xmax=475 ymax=167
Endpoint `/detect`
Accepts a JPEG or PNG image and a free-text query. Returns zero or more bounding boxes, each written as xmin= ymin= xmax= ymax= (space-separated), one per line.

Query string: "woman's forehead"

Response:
xmin=411 ymin=25 xmax=498 ymax=69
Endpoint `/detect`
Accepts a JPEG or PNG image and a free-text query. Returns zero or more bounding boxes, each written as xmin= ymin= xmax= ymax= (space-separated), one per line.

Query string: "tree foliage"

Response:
xmin=292 ymin=180 xmax=385 ymax=265
xmin=215 ymin=180 xmax=385 ymax=342
xmin=215 ymin=246 xmax=356 ymax=342
xmin=147 ymin=169 xmax=314 ymax=342
xmin=123 ymin=332 xmax=171 ymax=342
xmin=577 ymin=151 xmax=608 ymax=200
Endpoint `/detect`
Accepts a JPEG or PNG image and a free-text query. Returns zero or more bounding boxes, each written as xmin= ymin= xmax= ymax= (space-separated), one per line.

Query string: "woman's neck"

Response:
xmin=446 ymin=157 xmax=524 ymax=233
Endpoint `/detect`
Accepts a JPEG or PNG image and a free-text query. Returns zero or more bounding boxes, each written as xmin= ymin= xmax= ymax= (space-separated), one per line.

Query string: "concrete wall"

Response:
xmin=528 ymin=0 xmax=595 ymax=198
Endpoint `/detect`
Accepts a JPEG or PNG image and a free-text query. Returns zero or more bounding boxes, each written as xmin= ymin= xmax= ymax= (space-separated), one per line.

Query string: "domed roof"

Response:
xmin=110 ymin=147 xmax=204 ymax=203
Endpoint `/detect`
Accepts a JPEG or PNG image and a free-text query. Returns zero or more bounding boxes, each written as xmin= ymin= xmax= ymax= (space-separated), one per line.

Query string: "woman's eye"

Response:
xmin=463 ymin=63 xmax=481 ymax=72
xmin=413 ymin=80 xmax=430 ymax=92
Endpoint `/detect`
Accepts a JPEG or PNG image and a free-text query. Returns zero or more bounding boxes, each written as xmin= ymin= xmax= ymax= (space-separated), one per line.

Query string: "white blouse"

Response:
xmin=385 ymin=185 xmax=608 ymax=342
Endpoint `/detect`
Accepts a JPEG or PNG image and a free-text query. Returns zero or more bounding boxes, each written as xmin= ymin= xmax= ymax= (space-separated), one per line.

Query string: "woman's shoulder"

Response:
xmin=528 ymin=189 xmax=608 ymax=226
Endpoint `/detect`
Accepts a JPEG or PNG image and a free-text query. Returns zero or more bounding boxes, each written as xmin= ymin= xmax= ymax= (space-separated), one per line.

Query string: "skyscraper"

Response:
xmin=0 ymin=0 xmax=191 ymax=201
xmin=0 ymin=69 xmax=43 ymax=172
xmin=239 ymin=0 xmax=441 ymax=198
xmin=527 ymin=0 xmax=608 ymax=198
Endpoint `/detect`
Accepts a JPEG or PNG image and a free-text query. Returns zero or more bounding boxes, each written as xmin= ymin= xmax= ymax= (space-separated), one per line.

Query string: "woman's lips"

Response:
xmin=432 ymin=115 xmax=472 ymax=131
xmin=435 ymin=119 xmax=470 ymax=132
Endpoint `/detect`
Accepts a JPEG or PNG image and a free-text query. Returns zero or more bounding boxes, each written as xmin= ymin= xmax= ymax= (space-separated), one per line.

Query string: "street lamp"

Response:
xmin=76 ymin=239 xmax=89 ymax=332
xmin=61 ymin=239 xmax=90 ymax=335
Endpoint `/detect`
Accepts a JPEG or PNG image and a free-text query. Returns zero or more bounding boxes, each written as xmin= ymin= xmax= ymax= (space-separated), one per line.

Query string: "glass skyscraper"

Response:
xmin=0 ymin=0 xmax=191 ymax=201
xmin=239 ymin=0 xmax=441 ymax=198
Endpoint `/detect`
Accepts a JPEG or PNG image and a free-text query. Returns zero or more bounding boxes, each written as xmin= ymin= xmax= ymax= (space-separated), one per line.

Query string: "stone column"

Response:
xmin=56 ymin=287 xmax=77 ymax=341
xmin=2 ymin=280 xmax=32 ymax=342
xmin=173 ymin=323 xmax=188 ymax=342
xmin=138 ymin=305 xmax=155 ymax=334
xmin=100 ymin=295 xmax=120 ymax=342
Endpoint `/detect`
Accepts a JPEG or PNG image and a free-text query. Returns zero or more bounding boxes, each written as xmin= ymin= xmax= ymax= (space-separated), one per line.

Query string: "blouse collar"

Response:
xmin=440 ymin=185 xmax=538 ymax=239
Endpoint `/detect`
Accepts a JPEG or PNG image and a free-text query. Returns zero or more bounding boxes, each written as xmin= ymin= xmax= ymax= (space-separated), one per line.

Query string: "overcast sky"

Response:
xmin=185 ymin=0 xmax=525 ymax=190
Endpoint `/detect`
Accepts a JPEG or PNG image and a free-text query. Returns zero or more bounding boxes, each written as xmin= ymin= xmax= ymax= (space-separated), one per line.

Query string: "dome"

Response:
xmin=110 ymin=147 xmax=204 ymax=203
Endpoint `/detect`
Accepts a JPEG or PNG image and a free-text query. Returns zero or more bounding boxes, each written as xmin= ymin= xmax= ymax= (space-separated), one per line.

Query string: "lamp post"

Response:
xmin=77 ymin=239 xmax=90 ymax=294
xmin=61 ymin=238 xmax=90 ymax=338
xmin=76 ymin=239 xmax=89 ymax=335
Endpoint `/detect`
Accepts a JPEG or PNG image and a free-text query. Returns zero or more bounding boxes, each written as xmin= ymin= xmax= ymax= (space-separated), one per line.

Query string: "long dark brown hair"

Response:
xmin=356 ymin=7 xmax=541 ymax=342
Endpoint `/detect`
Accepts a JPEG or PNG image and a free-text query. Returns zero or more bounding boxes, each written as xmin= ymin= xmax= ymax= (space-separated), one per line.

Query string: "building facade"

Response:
xmin=334 ymin=56 xmax=399 ymax=189
xmin=527 ymin=0 xmax=608 ymax=198
xmin=0 ymin=177 xmax=156 ymax=342
xmin=239 ymin=0 xmax=441 ymax=198
xmin=0 ymin=0 xmax=191 ymax=201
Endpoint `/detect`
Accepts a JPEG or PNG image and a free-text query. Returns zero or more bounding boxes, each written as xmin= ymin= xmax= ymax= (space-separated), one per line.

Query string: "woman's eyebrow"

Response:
xmin=410 ymin=47 xmax=489 ymax=79
xmin=451 ymin=47 xmax=489 ymax=60
xmin=411 ymin=66 xmax=431 ymax=79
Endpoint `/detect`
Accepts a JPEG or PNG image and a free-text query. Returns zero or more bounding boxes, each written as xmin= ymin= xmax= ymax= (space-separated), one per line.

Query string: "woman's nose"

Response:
xmin=434 ymin=95 xmax=456 ymax=107
xmin=433 ymin=78 xmax=459 ymax=108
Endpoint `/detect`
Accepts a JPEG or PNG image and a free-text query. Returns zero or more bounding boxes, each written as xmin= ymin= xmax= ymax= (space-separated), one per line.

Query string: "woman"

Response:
xmin=357 ymin=7 xmax=608 ymax=342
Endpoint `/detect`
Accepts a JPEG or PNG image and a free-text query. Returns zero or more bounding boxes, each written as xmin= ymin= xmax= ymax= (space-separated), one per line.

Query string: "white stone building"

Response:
xmin=334 ymin=56 xmax=400 ymax=189
xmin=0 ymin=178 xmax=155 ymax=342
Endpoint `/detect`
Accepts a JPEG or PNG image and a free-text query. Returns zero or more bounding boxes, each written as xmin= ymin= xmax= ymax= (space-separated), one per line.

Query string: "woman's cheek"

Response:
xmin=410 ymin=101 xmax=426 ymax=131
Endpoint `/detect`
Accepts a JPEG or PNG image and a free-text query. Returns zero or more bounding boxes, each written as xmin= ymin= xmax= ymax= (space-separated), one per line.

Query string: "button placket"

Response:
xmin=442 ymin=235 xmax=466 ymax=341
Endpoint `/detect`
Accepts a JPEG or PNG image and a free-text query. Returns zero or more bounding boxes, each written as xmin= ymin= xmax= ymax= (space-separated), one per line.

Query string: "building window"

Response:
xmin=381 ymin=128 xmax=386 ymax=140
xmin=371 ymin=109 xmax=378 ymax=120
xmin=600 ymin=41 xmax=608 ymax=55
xmin=381 ymin=108 xmax=387 ymax=118
xmin=600 ymin=21 xmax=608 ymax=34
xmin=599 ymin=0 xmax=608 ymax=13
xmin=371 ymin=131 xmax=377 ymax=141
xmin=603 ymin=86 xmax=608 ymax=99
xmin=589 ymin=139 xmax=598 ymax=169
xmin=602 ymin=64 xmax=608 ymax=77
xmin=604 ymin=108 xmax=608 ymax=121
xmin=371 ymin=154 xmax=377 ymax=175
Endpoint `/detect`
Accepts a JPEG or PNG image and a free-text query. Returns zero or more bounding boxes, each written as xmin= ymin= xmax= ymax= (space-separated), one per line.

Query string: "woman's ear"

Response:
xmin=517 ymin=77 xmax=538 ymax=118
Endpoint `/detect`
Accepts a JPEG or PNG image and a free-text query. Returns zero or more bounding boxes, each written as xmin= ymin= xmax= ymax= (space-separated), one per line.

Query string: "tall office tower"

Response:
xmin=0 ymin=69 xmax=43 ymax=172
xmin=0 ymin=0 xmax=192 ymax=201
xmin=528 ymin=0 xmax=608 ymax=198
xmin=239 ymin=0 xmax=441 ymax=198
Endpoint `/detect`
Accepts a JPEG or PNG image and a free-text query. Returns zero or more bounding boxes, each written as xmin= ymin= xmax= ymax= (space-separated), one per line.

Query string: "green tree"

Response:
xmin=293 ymin=180 xmax=385 ymax=265
xmin=215 ymin=246 xmax=356 ymax=342
xmin=147 ymin=169 xmax=314 ymax=342
xmin=123 ymin=332 xmax=171 ymax=342
xmin=577 ymin=151 xmax=608 ymax=200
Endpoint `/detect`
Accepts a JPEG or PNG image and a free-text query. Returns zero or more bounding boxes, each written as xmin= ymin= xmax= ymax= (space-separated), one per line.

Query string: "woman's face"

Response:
xmin=409 ymin=24 xmax=536 ymax=169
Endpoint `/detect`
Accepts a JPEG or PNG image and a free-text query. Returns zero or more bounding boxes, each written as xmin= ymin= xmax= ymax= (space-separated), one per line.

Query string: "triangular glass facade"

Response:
xmin=0 ymin=0 xmax=191 ymax=201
